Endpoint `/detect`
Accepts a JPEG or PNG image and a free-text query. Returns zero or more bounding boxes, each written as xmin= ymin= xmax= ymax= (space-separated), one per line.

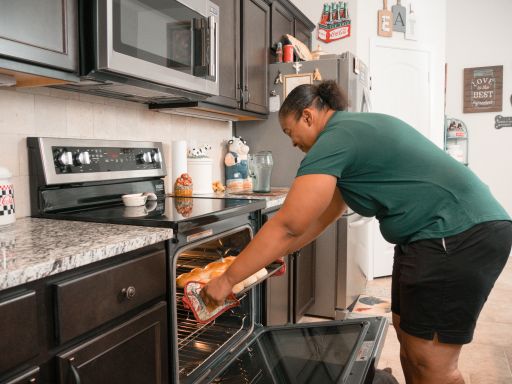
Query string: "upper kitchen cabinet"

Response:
xmin=204 ymin=0 xmax=241 ymax=110
xmin=270 ymin=0 xmax=314 ymax=51
xmin=203 ymin=0 xmax=269 ymax=116
xmin=0 ymin=0 xmax=78 ymax=86
xmin=241 ymin=0 xmax=270 ymax=115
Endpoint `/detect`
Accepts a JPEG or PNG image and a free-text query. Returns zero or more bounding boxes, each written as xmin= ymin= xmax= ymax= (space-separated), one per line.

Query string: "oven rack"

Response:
xmin=176 ymin=292 xmax=248 ymax=378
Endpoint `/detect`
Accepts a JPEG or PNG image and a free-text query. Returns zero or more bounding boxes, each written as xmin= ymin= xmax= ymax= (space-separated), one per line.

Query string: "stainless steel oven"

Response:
xmin=62 ymin=0 xmax=219 ymax=104
xmin=28 ymin=137 xmax=388 ymax=384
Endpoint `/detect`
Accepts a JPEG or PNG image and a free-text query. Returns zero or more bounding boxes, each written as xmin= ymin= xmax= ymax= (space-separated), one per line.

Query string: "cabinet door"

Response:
xmin=205 ymin=0 xmax=240 ymax=109
xmin=271 ymin=2 xmax=294 ymax=47
xmin=242 ymin=0 xmax=269 ymax=115
xmin=0 ymin=291 xmax=38 ymax=373
xmin=2 ymin=367 xmax=40 ymax=384
xmin=57 ymin=302 xmax=168 ymax=384
xmin=294 ymin=18 xmax=312 ymax=51
xmin=264 ymin=254 xmax=291 ymax=326
xmin=0 ymin=0 xmax=77 ymax=72
xmin=293 ymin=242 xmax=315 ymax=322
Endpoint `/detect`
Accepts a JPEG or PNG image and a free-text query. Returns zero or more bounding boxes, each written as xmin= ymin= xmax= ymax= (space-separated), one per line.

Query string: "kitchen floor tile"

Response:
xmin=505 ymin=347 xmax=512 ymax=369
xmin=469 ymin=373 xmax=512 ymax=384
xmin=459 ymin=344 xmax=511 ymax=378
xmin=473 ymin=321 xmax=512 ymax=347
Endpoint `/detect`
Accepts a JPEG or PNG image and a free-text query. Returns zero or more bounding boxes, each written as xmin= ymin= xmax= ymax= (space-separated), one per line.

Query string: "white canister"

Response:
xmin=187 ymin=158 xmax=213 ymax=194
xmin=0 ymin=167 xmax=16 ymax=226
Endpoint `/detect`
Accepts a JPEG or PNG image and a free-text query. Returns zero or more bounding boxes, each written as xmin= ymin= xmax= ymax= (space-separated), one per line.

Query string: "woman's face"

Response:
xmin=279 ymin=109 xmax=320 ymax=153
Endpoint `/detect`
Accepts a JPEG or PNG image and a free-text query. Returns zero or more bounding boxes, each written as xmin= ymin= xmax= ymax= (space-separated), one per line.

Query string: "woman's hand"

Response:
xmin=200 ymin=274 xmax=234 ymax=311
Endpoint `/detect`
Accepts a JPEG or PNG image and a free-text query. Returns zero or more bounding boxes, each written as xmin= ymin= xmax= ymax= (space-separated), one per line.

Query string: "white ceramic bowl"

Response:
xmin=122 ymin=194 xmax=147 ymax=207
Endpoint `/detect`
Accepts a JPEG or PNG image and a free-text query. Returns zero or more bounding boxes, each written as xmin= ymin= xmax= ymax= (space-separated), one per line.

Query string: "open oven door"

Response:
xmin=207 ymin=316 xmax=388 ymax=384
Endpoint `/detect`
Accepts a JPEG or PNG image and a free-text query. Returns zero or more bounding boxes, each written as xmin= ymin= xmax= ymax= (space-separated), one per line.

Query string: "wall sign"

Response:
xmin=495 ymin=115 xmax=512 ymax=129
xmin=463 ymin=65 xmax=503 ymax=113
xmin=392 ymin=0 xmax=406 ymax=32
xmin=318 ymin=2 xmax=351 ymax=42
xmin=377 ymin=0 xmax=393 ymax=37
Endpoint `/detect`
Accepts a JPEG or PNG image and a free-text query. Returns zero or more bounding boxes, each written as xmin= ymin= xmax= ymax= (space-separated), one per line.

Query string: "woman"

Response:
xmin=202 ymin=80 xmax=512 ymax=384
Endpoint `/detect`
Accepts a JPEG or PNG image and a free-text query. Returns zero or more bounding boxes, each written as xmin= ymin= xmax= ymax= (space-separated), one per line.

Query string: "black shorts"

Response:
xmin=391 ymin=220 xmax=512 ymax=344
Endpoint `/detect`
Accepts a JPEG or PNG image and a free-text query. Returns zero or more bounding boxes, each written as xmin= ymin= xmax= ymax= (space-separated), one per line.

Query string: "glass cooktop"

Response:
xmin=46 ymin=196 xmax=266 ymax=230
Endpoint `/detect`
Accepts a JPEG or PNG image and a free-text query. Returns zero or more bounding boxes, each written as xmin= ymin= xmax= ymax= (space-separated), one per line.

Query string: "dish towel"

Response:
xmin=182 ymin=281 xmax=240 ymax=324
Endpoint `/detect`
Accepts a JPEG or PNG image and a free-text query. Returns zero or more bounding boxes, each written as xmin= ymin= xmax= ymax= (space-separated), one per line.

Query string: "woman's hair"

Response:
xmin=279 ymin=80 xmax=348 ymax=121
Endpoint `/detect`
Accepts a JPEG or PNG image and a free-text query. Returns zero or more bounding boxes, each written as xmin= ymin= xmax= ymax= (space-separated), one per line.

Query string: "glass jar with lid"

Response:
xmin=248 ymin=151 xmax=273 ymax=193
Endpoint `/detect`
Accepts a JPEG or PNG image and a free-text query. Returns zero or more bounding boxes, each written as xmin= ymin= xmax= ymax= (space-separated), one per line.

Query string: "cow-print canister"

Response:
xmin=0 ymin=167 xmax=16 ymax=226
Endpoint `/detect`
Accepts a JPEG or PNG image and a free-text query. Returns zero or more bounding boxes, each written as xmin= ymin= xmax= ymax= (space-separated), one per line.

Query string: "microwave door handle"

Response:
xmin=208 ymin=15 xmax=216 ymax=80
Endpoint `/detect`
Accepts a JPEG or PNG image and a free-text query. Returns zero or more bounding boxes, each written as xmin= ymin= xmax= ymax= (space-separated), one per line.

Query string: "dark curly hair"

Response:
xmin=279 ymin=80 xmax=349 ymax=121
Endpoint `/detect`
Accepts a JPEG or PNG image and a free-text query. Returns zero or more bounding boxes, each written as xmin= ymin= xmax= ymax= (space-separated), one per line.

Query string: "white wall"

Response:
xmin=0 ymin=87 xmax=231 ymax=218
xmin=445 ymin=0 xmax=512 ymax=215
xmin=291 ymin=0 xmax=446 ymax=147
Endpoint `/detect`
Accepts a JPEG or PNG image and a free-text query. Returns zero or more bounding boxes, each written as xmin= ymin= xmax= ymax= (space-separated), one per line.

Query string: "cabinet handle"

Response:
xmin=69 ymin=357 xmax=82 ymax=384
xmin=244 ymin=86 xmax=251 ymax=103
xmin=121 ymin=286 xmax=137 ymax=300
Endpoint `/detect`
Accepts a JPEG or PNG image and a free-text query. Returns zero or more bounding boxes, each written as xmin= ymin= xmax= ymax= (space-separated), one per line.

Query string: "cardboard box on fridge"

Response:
xmin=318 ymin=19 xmax=351 ymax=43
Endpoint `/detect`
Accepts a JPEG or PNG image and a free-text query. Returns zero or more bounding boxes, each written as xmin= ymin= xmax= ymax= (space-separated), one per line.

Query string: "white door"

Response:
xmin=371 ymin=45 xmax=431 ymax=139
xmin=369 ymin=45 xmax=431 ymax=279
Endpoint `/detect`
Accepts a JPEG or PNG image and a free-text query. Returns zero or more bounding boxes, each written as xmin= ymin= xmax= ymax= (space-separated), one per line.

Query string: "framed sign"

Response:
xmin=283 ymin=73 xmax=313 ymax=98
xmin=463 ymin=65 xmax=503 ymax=113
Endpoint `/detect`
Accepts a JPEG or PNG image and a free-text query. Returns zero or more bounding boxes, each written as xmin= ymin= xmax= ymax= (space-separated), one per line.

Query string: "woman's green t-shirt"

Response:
xmin=296 ymin=111 xmax=510 ymax=244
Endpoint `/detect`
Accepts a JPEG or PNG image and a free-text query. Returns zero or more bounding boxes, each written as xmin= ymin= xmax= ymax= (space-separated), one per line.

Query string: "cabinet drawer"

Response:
xmin=54 ymin=250 xmax=166 ymax=343
xmin=2 ymin=367 xmax=40 ymax=384
xmin=0 ymin=291 xmax=38 ymax=373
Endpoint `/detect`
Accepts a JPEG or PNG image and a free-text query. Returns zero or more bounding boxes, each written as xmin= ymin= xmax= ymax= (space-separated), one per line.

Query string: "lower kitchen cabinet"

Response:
xmin=293 ymin=242 xmax=315 ymax=322
xmin=261 ymin=208 xmax=315 ymax=325
xmin=57 ymin=301 xmax=168 ymax=384
xmin=0 ymin=291 xmax=38 ymax=374
xmin=1 ymin=367 xmax=40 ymax=384
xmin=0 ymin=243 xmax=169 ymax=383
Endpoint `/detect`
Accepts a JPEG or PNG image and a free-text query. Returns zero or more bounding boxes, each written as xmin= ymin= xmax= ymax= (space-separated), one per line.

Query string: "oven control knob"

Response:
xmin=152 ymin=151 xmax=162 ymax=163
xmin=139 ymin=152 xmax=154 ymax=164
xmin=57 ymin=151 xmax=73 ymax=166
xmin=75 ymin=151 xmax=91 ymax=165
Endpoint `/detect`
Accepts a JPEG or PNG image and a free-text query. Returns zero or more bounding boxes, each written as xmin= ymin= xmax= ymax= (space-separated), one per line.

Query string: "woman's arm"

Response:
xmin=201 ymin=173 xmax=341 ymax=307
xmin=286 ymin=186 xmax=346 ymax=253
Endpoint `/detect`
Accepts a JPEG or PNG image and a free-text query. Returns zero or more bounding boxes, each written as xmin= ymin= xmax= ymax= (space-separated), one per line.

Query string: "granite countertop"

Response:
xmin=0 ymin=218 xmax=173 ymax=291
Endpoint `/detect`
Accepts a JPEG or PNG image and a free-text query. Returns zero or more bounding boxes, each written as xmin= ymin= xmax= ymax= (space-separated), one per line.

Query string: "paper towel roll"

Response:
xmin=171 ymin=140 xmax=188 ymax=183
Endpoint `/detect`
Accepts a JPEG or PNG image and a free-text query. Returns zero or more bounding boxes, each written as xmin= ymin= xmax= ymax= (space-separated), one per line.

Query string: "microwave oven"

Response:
xmin=59 ymin=0 xmax=219 ymax=104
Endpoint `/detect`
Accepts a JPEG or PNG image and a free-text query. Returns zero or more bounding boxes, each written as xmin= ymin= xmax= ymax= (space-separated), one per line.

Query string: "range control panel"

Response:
xmin=28 ymin=137 xmax=167 ymax=185
xmin=52 ymin=145 xmax=163 ymax=174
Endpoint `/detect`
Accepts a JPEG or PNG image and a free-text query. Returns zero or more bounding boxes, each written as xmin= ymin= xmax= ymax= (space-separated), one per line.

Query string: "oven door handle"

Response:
xmin=348 ymin=216 xmax=373 ymax=228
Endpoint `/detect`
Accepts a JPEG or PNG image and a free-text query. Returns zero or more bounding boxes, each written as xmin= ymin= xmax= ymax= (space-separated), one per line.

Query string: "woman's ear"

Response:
xmin=303 ymin=109 xmax=313 ymax=126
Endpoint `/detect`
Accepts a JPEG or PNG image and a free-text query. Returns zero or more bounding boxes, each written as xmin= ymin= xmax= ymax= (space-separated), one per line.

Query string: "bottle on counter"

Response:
xmin=0 ymin=167 xmax=16 ymax=226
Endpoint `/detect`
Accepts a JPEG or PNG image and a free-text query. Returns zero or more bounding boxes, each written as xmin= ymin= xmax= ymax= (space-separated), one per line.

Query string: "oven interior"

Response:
xmin=174 ymin=227 xmax=255 ymax=383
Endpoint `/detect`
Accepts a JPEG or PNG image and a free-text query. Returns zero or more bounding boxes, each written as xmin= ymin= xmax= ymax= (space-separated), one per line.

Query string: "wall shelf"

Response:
xmin=444 ymin=117 xmax=469 ymax=165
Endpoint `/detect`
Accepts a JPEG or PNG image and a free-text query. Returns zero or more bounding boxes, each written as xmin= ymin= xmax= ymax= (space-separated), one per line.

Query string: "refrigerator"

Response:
xmin=236 ymin=51 xmax=372 ymax=319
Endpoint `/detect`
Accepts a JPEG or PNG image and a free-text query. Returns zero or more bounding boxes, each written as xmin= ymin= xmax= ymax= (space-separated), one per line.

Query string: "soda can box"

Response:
xmin=318 ymin=19 xmax=351 ymax=42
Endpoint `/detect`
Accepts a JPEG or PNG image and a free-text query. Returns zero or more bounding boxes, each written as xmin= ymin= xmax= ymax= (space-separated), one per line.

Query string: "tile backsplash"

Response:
xmin=0 ymin=87 xmax=232 ymax=218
